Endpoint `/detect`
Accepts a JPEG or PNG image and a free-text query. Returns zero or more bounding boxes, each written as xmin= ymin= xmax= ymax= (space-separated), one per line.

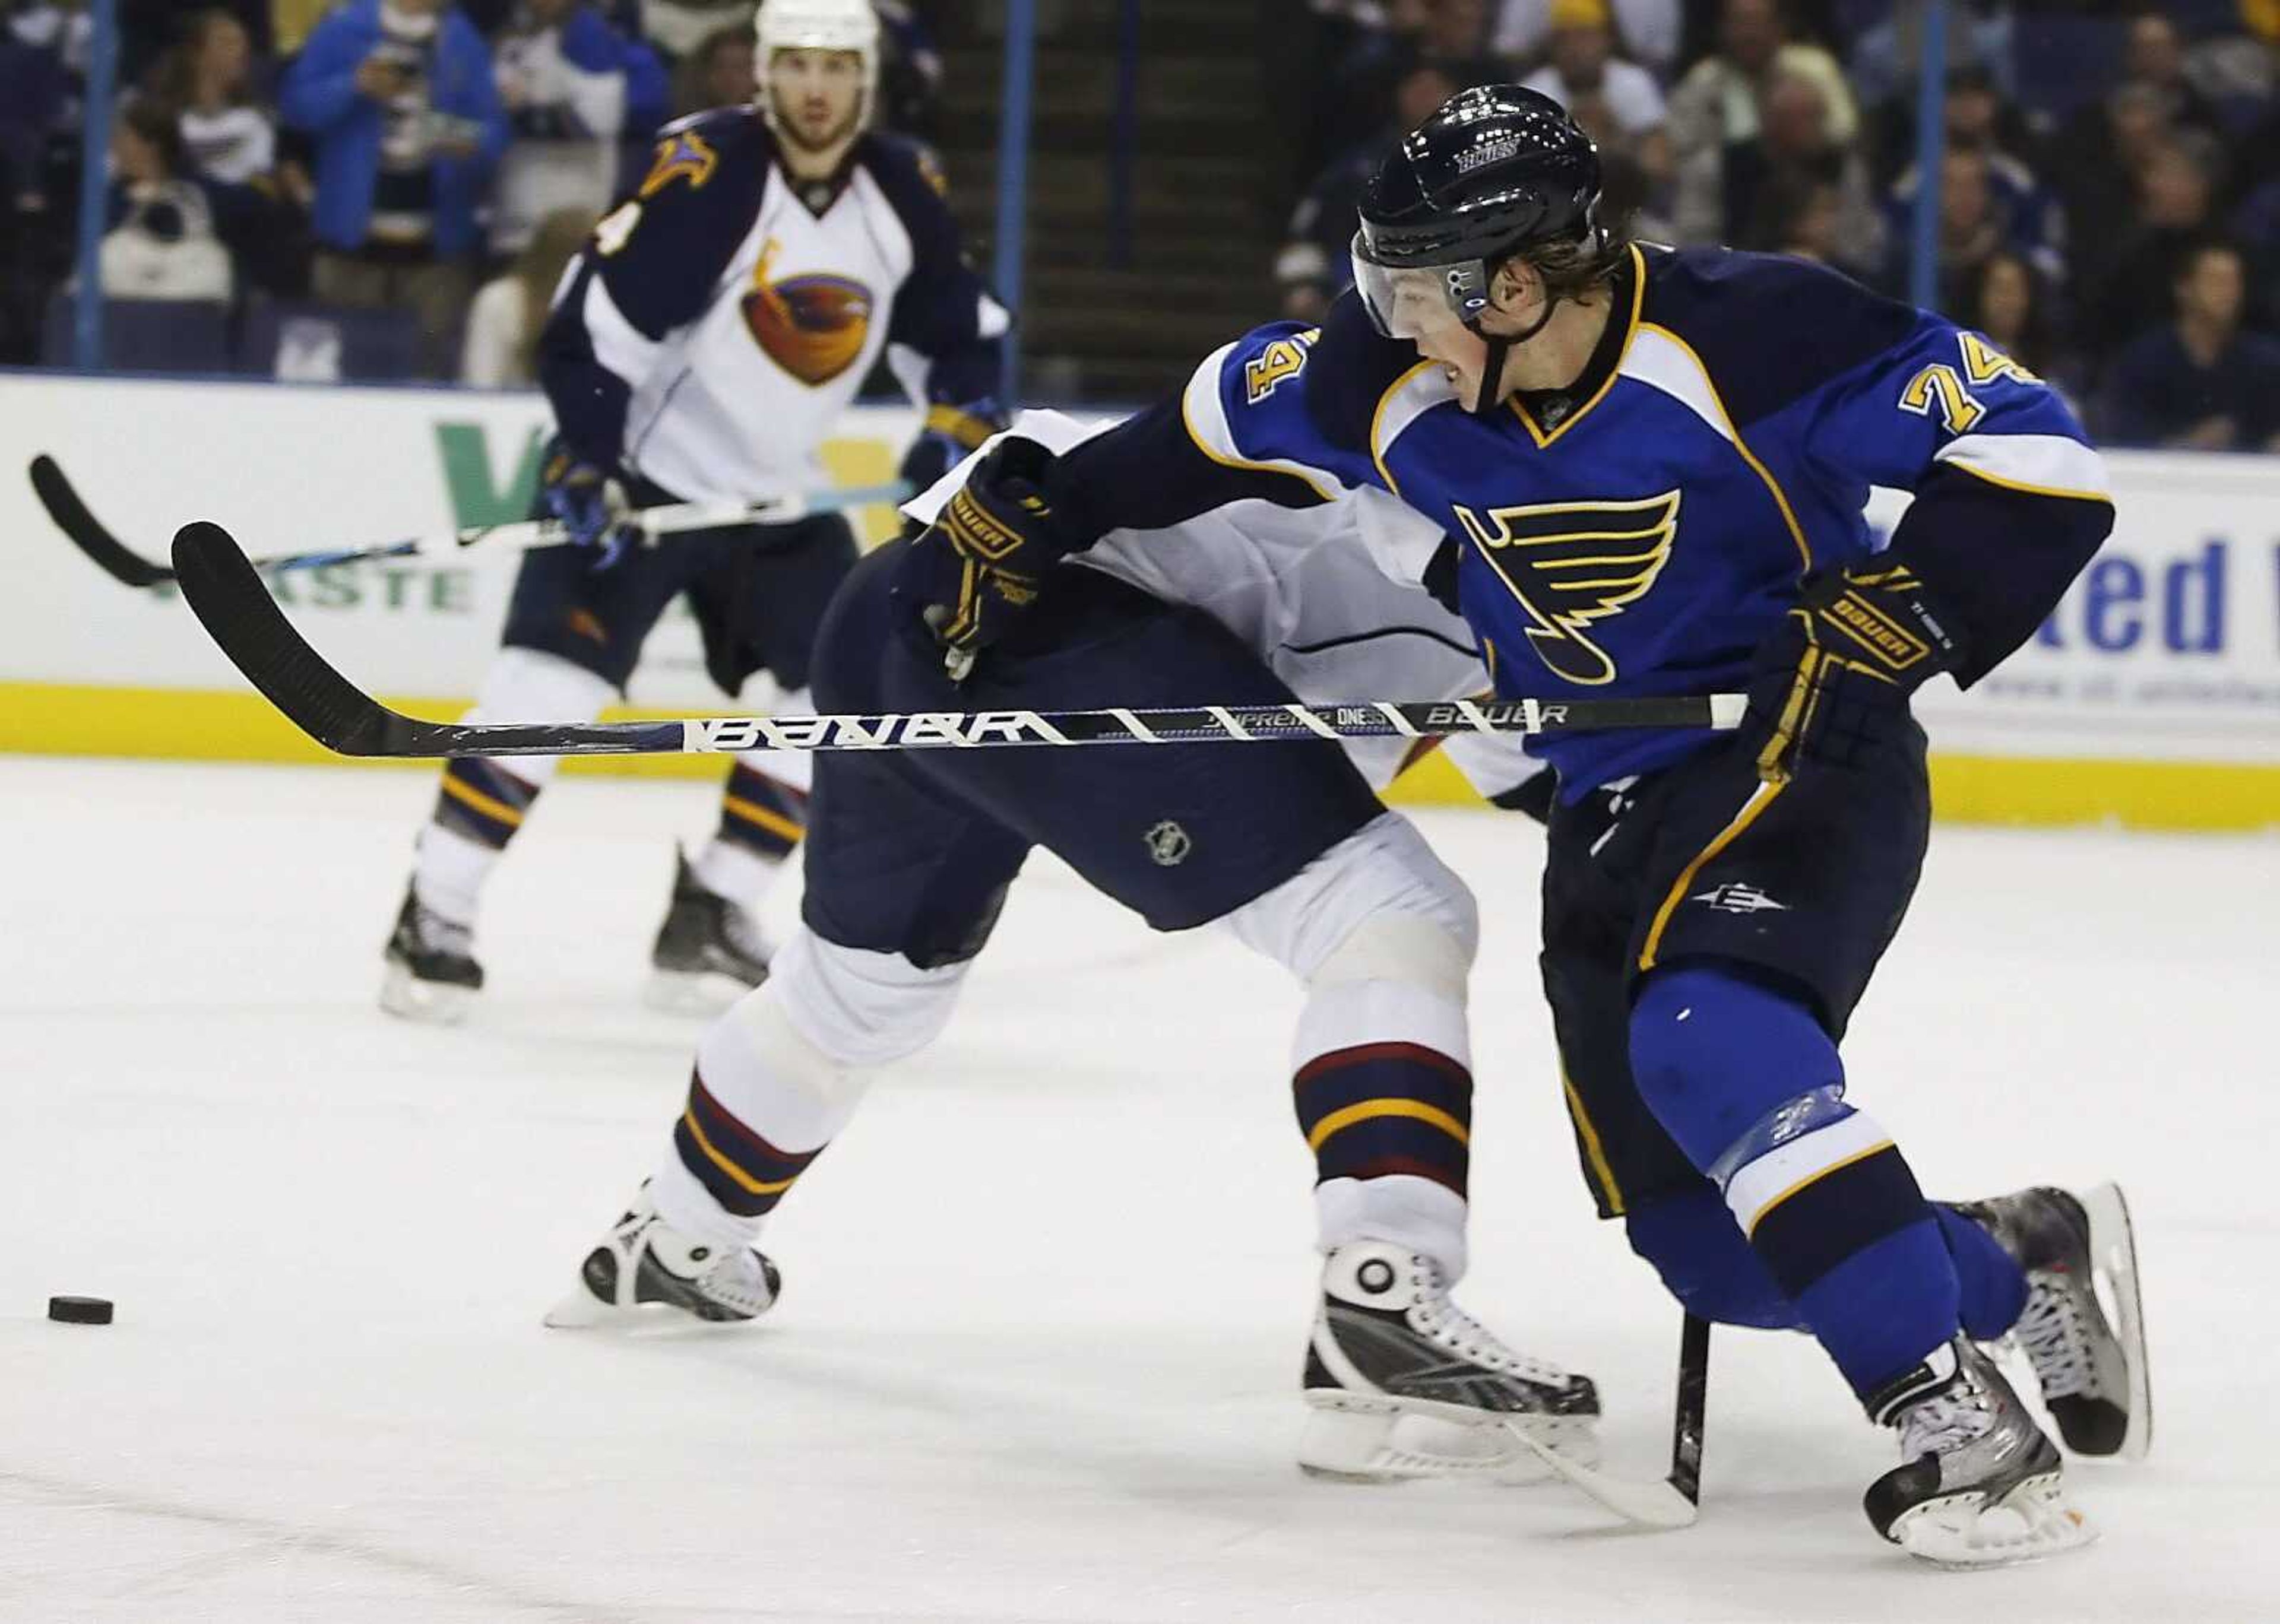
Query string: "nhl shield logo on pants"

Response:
xmin=1145 ymin=820 xmax=1192 ymax=867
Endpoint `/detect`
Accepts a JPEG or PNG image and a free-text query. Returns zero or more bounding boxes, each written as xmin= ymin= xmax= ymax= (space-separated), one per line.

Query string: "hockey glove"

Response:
xmin=1746 ymin=559 xmax=1964 ymax=775
xmin=540 ymin=445 xmax=638 ymax=569
xmin=898 ymin=399 xmax=1006 ymax=496
xmin=898 ymin=436 xmax=1060 ymax=680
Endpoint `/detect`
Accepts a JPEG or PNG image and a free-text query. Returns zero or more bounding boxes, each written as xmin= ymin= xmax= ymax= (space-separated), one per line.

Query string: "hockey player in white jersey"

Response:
xmin=384 ymin=0 xmax=1009 ymax=1021
xmin=547 ymin=412 xmax=1598 ymax=1483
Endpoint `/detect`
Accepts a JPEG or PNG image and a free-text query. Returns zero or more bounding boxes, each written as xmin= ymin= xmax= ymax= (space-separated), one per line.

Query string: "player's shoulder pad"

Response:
xmin=1636 ymin=243 xmax=1925 ymax=429
xmin=630 ymin=106 xmax=774 ymax=207
xmin=1307 ymin=291 xmax=1433 ymax=452
xmin=1217 ymin=291 xmax=1419 ymax=455
xmin=855 ymin=132 xmax=958 ymax=237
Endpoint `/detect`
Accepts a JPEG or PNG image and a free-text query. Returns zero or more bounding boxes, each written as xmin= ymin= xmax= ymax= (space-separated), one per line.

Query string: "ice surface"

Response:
xmin=2 ymin=757 xmax=2275 ymax=1622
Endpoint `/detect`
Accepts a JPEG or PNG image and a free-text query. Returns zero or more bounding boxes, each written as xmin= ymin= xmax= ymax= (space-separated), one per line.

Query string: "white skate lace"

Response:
xmin=696 ymin=1245 xmax=775 ymax=1314
xmin=1899 ymin=1373 xmax=1997 ymax=1459
xmin=414 ymin=902 xmax=474 ymax=956
xmin=2013 ymin=1278 xmax=2094 ymax=1400
xmin=1411 ymin=1260 xmax=1570 ymax=1387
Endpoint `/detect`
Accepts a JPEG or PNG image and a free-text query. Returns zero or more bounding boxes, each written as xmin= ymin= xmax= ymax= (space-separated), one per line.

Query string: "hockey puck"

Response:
xmin=47 ymin=1296 xmax=113 ymax=1325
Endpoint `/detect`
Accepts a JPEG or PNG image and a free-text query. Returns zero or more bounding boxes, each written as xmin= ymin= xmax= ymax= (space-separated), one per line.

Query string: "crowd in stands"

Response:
xmin=1281 ymin=0 xmax=2280 ymax=452
xmin=0 ymin=0 xmax=941 ymax=384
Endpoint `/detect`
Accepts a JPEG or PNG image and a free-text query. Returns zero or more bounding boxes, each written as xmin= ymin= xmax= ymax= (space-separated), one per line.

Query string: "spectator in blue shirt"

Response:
xmin=2099 ymin=239 xmax=2280 ymax=452
xmin=280 ymin=0 xmax=508 ymax=375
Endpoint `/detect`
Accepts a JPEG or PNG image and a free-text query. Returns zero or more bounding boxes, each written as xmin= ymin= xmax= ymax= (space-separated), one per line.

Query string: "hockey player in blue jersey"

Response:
xmin=382 ymin=0 xmax=1009 ymax=1022
xmin=897 ymin=87 xmax=2149 ymax=1565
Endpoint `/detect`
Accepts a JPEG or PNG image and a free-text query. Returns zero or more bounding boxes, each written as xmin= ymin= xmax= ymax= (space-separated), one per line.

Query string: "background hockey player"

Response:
xmin=547 ymin=411 xmax=1602 ymax=1486
xmin=384 ymin=0 xmax=1009 ymax=1021
xmin=889 ymin=88 xmax=2147 ymax=1566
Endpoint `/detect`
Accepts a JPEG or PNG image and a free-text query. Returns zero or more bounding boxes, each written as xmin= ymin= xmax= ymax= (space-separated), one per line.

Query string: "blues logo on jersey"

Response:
xmin=1452 ymin=491 xmax=1681 ymax=686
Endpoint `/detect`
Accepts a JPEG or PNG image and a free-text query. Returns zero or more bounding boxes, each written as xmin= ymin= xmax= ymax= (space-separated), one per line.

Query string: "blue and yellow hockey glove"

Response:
xmin=897 ymin=436 xmax=1060 ymax=680
xmin=539 ymin=445 xmax=638 ymax=569
xmin=898 ymin=399 xmax=1005 ymax=495
xmin=1747 ymin=559 xmax=1964 ymax=775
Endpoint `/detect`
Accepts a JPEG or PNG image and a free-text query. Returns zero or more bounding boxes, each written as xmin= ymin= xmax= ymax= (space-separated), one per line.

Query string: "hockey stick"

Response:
xmin=28 ymin=453 xmax=907 ymax=588
xmin=1502 ymin=1313 xmax=1710 ymax=1531
xmin=169 ymin=519 xmax=1748 ymax=759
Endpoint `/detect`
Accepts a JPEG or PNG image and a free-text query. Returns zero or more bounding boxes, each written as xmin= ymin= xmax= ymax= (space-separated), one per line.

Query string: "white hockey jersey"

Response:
xmin=909 ymin=411 xmax=1546 ymax=803
xmin=542 ymin=109 xmax=1008 ymax=502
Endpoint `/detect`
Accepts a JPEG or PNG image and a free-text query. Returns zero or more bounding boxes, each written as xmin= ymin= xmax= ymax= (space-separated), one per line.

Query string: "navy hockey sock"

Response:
xmin=432 ymin=757 xmax=543 ymax=852
xmin=716 ymin=761 xmax=808 ymax=861
xmin=1293 ymin=1042 xmax=1472 ymax=1198
xmin=1630 ymin=964 xmax=1961 ymax=1399
xmin=671 ymin=1067 xmax=825 ymax=1220
xmin=1624 ymin=1188 xmax=2031 ymax=1349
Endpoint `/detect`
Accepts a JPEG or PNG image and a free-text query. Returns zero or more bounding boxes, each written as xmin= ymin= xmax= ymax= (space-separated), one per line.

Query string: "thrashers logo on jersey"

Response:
xmin=742 ymin=239 xmax=875 ymax=386
xmin=1453 ymin=491 xmax=1682 ymax=686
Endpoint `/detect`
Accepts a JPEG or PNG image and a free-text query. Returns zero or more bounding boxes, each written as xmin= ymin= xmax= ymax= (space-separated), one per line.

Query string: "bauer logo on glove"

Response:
xmin=898 ymin=436 xmax=1064 ymax=678
xmin=1747 ymin=559 xmax=1965 ymax=776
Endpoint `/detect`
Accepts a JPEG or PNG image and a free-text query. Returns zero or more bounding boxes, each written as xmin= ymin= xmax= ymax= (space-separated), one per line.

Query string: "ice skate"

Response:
xmin=1298 ymin=1241 xmax=1599 ymax=1484
xmin=544 ymin=1182 xmax=781 ymax=1328
xmin=1864 ymin=1335 xmax=2096 ymax=1568
xmin=1955 ymin=1181 xmax=2151 ymax=1459
xmin=380 ymin=883 xmax=483 ymax=1024
xmin=646 ymin=847 xmax=772 ymax=1013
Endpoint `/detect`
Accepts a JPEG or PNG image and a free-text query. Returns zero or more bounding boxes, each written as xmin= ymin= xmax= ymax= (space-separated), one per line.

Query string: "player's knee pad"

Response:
xmin=1236 ymin=816 xmax=1481 ymax=1280
xmin=468 ymin=648 xmax=615 ymax=791
xmin=1627 ymin=963 xmax=1844 ymax=1173
xmin=753 ymin=928 xmax=968 ymax=1071
xmin=1623 ymin=1186 xmax=1800 ymax=1330
xmin=1225 ymin=812 xmax=1478 ymax=991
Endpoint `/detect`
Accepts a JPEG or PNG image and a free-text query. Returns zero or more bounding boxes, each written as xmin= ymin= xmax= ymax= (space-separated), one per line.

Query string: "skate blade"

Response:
xmin=542 ymin=1288 xmax=619 ymax=1330
xmin=1500 ymin=1417 xmax=1699 ymax=1530
xmin=2081 ymin=1181 xmax=2154 ymax=1462
xmin=642 ymin=968 xmax=759 ymax=1017
xmin=1891 ymin=1474 xmax=2098 ymax=1569
xmin=1297 ymin=1402 xmax=1595 ymax=1485
xmin=380 ymin=963 xmax=474 ymax=1024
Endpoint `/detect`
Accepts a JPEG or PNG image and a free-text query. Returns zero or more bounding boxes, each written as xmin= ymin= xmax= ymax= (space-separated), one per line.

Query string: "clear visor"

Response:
xmin=1350 ymin=234 xmax=1489 ymax=340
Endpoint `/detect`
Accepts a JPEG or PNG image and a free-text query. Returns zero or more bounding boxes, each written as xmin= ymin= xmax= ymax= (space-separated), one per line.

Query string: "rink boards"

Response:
xmin=2 ymin=371 xmax=2275 ymax=828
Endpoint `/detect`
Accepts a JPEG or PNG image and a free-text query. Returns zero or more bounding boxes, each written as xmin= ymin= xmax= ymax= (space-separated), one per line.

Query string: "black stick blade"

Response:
xmin=170 ymin=521 xmax=397 ymax=756
xmin=1669 ymin=1312 xmax=1711 ymax=1506
xmin=30 ymin=455 xmax=173 ymax=588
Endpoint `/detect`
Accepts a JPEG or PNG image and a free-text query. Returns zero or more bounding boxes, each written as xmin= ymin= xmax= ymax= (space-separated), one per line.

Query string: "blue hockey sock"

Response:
xmin=1937 ymin=1202 xmax=2029 ymax=1339
xmin=1624 ymin=1190 xmax=2026 ymax=1350
xmin=1624 ymin=1185 xmax=1797 ymax=1330
xmin=1630 ymin=964 xmax=1961 ymax=1400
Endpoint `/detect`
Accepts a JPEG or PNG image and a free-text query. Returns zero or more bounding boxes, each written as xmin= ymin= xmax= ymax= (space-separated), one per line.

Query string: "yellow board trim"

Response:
xmin=1743 ymin=1138 xmax=1896 ymax=1237
xmin=7 ymin=683 xmax=2279 ymax=829
xmin=1560 ymin=1069 xmax=1625 ymax=1217
xmin=1635 ymin=319 xmax=1814 ymax=570
xmin=680 ymin=1109 xmax=800 ymax=1197
xmin=1305 ymin=1098 xmax=1470 ymax=1153
xmin=721 ymin=792 xmax=805 ymax=843
xmin=438 ymin=770 xmax=527 ymax=828
xmin=1638 ymin=778 xmax=1786 ymax=972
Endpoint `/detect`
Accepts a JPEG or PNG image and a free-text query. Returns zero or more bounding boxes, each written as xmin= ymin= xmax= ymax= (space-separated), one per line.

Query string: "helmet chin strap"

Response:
xmin=1462 ymin=228 xmax=1606 ymax=414
xmin=1464 ymin=293 xmax=1558 ymax=417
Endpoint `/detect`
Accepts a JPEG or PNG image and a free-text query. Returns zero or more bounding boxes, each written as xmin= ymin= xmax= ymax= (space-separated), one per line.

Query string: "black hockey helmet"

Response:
xmin=1351 ymin=85 xmax=1603 ymax=341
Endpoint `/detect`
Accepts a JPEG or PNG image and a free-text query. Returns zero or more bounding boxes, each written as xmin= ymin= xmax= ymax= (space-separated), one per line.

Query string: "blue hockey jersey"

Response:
xmin=1043 ymin=243 xmax=2116 ymax=797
